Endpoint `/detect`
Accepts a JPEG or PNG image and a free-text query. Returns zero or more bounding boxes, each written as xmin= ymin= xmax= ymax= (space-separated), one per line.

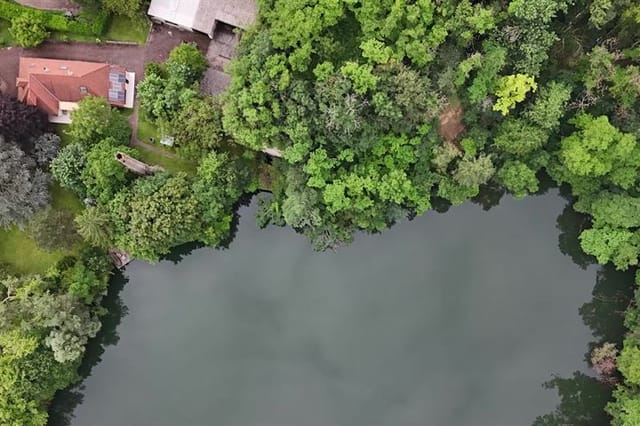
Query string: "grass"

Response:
xmin=137 ymin=114 xmax=161 ymax=143
xmin=0 ymin=227 xmax=67 ymax=275
xmin=51 ymin=182 xmax=84 ymax=214
xmin=50 ymin=31 xmax=98 ymax=43
xmin=52 ymin=124 xmax=73 ymax=146
xmin=0 ymin=184 xmax=84 ymax=276
xmin=134 ymin=146 xmax=198 ymax=175
xmin=104 ymin=14 xmax=150 ymax=44
xmin=134 ymin=113 xmax=197 ymax=174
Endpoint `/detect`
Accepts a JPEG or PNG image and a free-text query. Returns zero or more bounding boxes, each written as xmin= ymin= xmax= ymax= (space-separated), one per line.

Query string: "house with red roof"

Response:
xmin=16 ymin=57 xmax=135 ymax=124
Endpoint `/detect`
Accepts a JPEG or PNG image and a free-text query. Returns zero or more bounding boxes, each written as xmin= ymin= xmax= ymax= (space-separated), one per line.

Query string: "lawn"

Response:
xmin=134 ymin=114 xmax=197 ymax=174
xmin=0 ymin=227 xmax=67 ymax=275
xmin=0 ymin=184 xmax=84 ymax=276
xmin=52 ymin=124 xmax=73 ymax=146
xmin=51 ymin=182 xmax=84 ymax=214
xmin=134 ymin=146 xmax=198 ymax=175
xmin=104 ymin=14 xmax=151 ymax=44
xmin=137 ymin=114 xmax=160 ymax=143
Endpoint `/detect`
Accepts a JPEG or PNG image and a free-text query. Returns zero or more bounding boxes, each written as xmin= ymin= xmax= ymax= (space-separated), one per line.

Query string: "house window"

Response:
xmin=80 ymin=86 xmax=88 ymax=94
xmin=61 ymin=110 xmax=68 ymax=115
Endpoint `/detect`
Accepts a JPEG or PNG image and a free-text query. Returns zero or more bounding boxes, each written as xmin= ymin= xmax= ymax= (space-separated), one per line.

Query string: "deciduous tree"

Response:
xmin=0 ymin=139 xmax=49 ymax=228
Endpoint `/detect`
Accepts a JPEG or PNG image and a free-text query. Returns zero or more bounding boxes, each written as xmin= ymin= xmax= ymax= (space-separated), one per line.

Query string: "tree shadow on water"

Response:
xmin=47 ymin=270 xmax=130 ymax=426
xmin=160 ymin=194 xmax=256 ymax=264
xmin=532 ymin=203 xmax=636 ymax=426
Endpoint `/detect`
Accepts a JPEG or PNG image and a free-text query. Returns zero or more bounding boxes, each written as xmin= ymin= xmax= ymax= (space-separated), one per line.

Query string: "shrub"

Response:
xmin=10 ymin=11 xmax=49 ymax=47
xmin=0 ymin=1 xmax=108 ymax=36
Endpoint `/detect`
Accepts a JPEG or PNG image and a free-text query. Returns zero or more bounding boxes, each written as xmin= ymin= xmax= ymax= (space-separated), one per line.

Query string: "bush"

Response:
xmin=10 ymin=11 xmax=49 ymax=47
xmin=0 ymin=1 xmax=108 ymax=36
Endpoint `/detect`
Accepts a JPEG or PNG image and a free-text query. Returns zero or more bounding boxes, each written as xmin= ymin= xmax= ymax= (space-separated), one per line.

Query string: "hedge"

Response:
xmin=0 ymin=1 xmax=108 ymax=36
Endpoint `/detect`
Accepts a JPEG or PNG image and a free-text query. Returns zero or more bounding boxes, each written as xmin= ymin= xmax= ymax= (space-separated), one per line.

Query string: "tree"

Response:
xmin=579 ymin=226 xmax=640 ymax=270
xmin=170 ymin=97 xmax=226 ymax=160
xmin=493 ymin=118 xmax=549 ymax=156
xmin=166 ymin=42 xmax=208 ymax=85
xmin=101 ymin=0 xmax=142 ymax=17
xmin=32 ymin=133 xmax=60 ymax=169
xmin=137 ymin=74 xmax=198 ymax=123
xmin=68 ymin=97 xmax=130 ymax=147
xmin=0 ymin=139 xmax=49 ymax=228
xmin=75 ymin=206 xmax=113 ymax=249
xmin=453 ymin=155 xmax=495 ymax=187
xmin=0 ymin=96 xmax=49 ymax=147
xmin=553 ymin=114 xmax=640 ymax=194
xmin=110 ymin=173 xmax=200 ymax=261
xmin=493 ymin=74 xmax=538 ymax=115
xmin=618 ymin=345 xmax=640 ymax=385
xmin=524 ymin=81 xmax=572 ymax=130
xmin=192 ymin=152 xmax=255 ymax=245
xmin=82 ymin=141 xmax=135 ymax=204
xmin=608 ymin=386 xmax=640 ymax=425
xmin=10 ymin=12 xmax=49 ymax=48
xmin=495 ymin=161 xmax=539 ymax=198
xmin=463 ymin=42 xmax=508 ymax=104
xmin=29 ymin=208 xmax=80 ymax=251
xmin=50 ymin=143 xmax=88 ymax=197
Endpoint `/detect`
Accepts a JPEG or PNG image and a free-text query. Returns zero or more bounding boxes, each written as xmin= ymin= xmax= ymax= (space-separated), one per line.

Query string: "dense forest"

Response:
xmin=1 ymin=0 xmax=640 ymax=424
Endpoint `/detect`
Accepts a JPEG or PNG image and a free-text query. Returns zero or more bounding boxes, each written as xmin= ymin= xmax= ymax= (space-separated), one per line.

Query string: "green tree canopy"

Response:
xmin=68 ymin=97 xmax=130 ymax=147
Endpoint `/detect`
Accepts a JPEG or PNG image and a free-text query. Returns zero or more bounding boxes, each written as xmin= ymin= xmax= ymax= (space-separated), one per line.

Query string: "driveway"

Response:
xmin=0 ymin=24 xmax=210 ymax=98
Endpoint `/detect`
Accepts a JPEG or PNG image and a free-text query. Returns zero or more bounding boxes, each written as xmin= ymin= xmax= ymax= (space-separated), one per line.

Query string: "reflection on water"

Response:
xmin=532 ymin=195 xmax=635 ymax=425
xmin=48 ymin=270 xmax=130 ymax=426
xmin=47 ymin=191 xmax=634 ymax=425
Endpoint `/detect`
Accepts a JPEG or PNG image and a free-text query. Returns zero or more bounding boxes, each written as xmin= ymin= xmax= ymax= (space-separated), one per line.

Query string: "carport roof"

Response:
xmin=148 ymin=0 xmax=257 ymax=34
xmin=148 ymin=0 xmax=202 ymax=31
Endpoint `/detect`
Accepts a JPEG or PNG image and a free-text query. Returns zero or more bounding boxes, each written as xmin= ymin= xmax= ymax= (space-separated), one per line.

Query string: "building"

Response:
xmin=16 ymin=58 xmax=135 ymax=124
xmin=147 ymin=0 xmax=257 ymax=38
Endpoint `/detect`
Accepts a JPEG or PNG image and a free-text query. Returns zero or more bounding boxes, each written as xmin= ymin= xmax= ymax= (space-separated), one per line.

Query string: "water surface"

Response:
xmin=51 ymin=192 xmax=619 ymax=426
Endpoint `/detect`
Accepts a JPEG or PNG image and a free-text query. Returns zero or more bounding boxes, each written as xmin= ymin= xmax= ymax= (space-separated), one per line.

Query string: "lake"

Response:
xmin=50 ymin=190 xmax=629 ymax=426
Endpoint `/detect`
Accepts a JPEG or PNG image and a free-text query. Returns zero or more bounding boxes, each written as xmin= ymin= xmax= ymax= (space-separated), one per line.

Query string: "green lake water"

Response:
xmin=49 ymin=191 xmax=631 ymax=426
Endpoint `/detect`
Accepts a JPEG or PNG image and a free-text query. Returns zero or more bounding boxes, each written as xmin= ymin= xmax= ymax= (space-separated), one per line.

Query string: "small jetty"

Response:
xmin=109 ymin=249 xmax=132 ymax=269
xmin=115 ymin=152 xmax=164 ymax=176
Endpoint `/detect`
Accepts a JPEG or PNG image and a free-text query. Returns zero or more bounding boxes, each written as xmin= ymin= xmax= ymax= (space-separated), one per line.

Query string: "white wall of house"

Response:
xmin=49 ymin=101 xmax=78 ymax=124
xmin=125 ymin=72 xmax=136 ymax=109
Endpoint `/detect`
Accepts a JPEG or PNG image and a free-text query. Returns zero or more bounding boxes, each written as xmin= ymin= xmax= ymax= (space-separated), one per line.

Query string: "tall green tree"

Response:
xmin=110 ymin=173 xmax=200 ymax=261
xmin=68 ymin=97 xmax=130 ymax=147
xmin=0 ymin=139 xmax=49 ymax=228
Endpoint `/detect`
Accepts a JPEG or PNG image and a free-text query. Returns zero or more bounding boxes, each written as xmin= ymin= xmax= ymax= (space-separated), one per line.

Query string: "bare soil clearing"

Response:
xmin=438 ymin=103 xmax=465 ymax=145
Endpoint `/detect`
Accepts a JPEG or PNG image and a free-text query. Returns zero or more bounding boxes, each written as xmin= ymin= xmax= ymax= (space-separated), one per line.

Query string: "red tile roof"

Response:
xmin=16 ymin=58 xmax=127 ymax=115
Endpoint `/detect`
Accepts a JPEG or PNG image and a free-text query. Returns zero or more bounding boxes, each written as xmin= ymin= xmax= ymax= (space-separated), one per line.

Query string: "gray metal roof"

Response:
xmin=149 ymin=0 xmax=257 ymax=36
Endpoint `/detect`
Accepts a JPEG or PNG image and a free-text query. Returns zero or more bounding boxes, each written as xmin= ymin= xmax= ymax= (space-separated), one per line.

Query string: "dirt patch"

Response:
xmin=438 ymin=104 xmax=465 ymax=145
